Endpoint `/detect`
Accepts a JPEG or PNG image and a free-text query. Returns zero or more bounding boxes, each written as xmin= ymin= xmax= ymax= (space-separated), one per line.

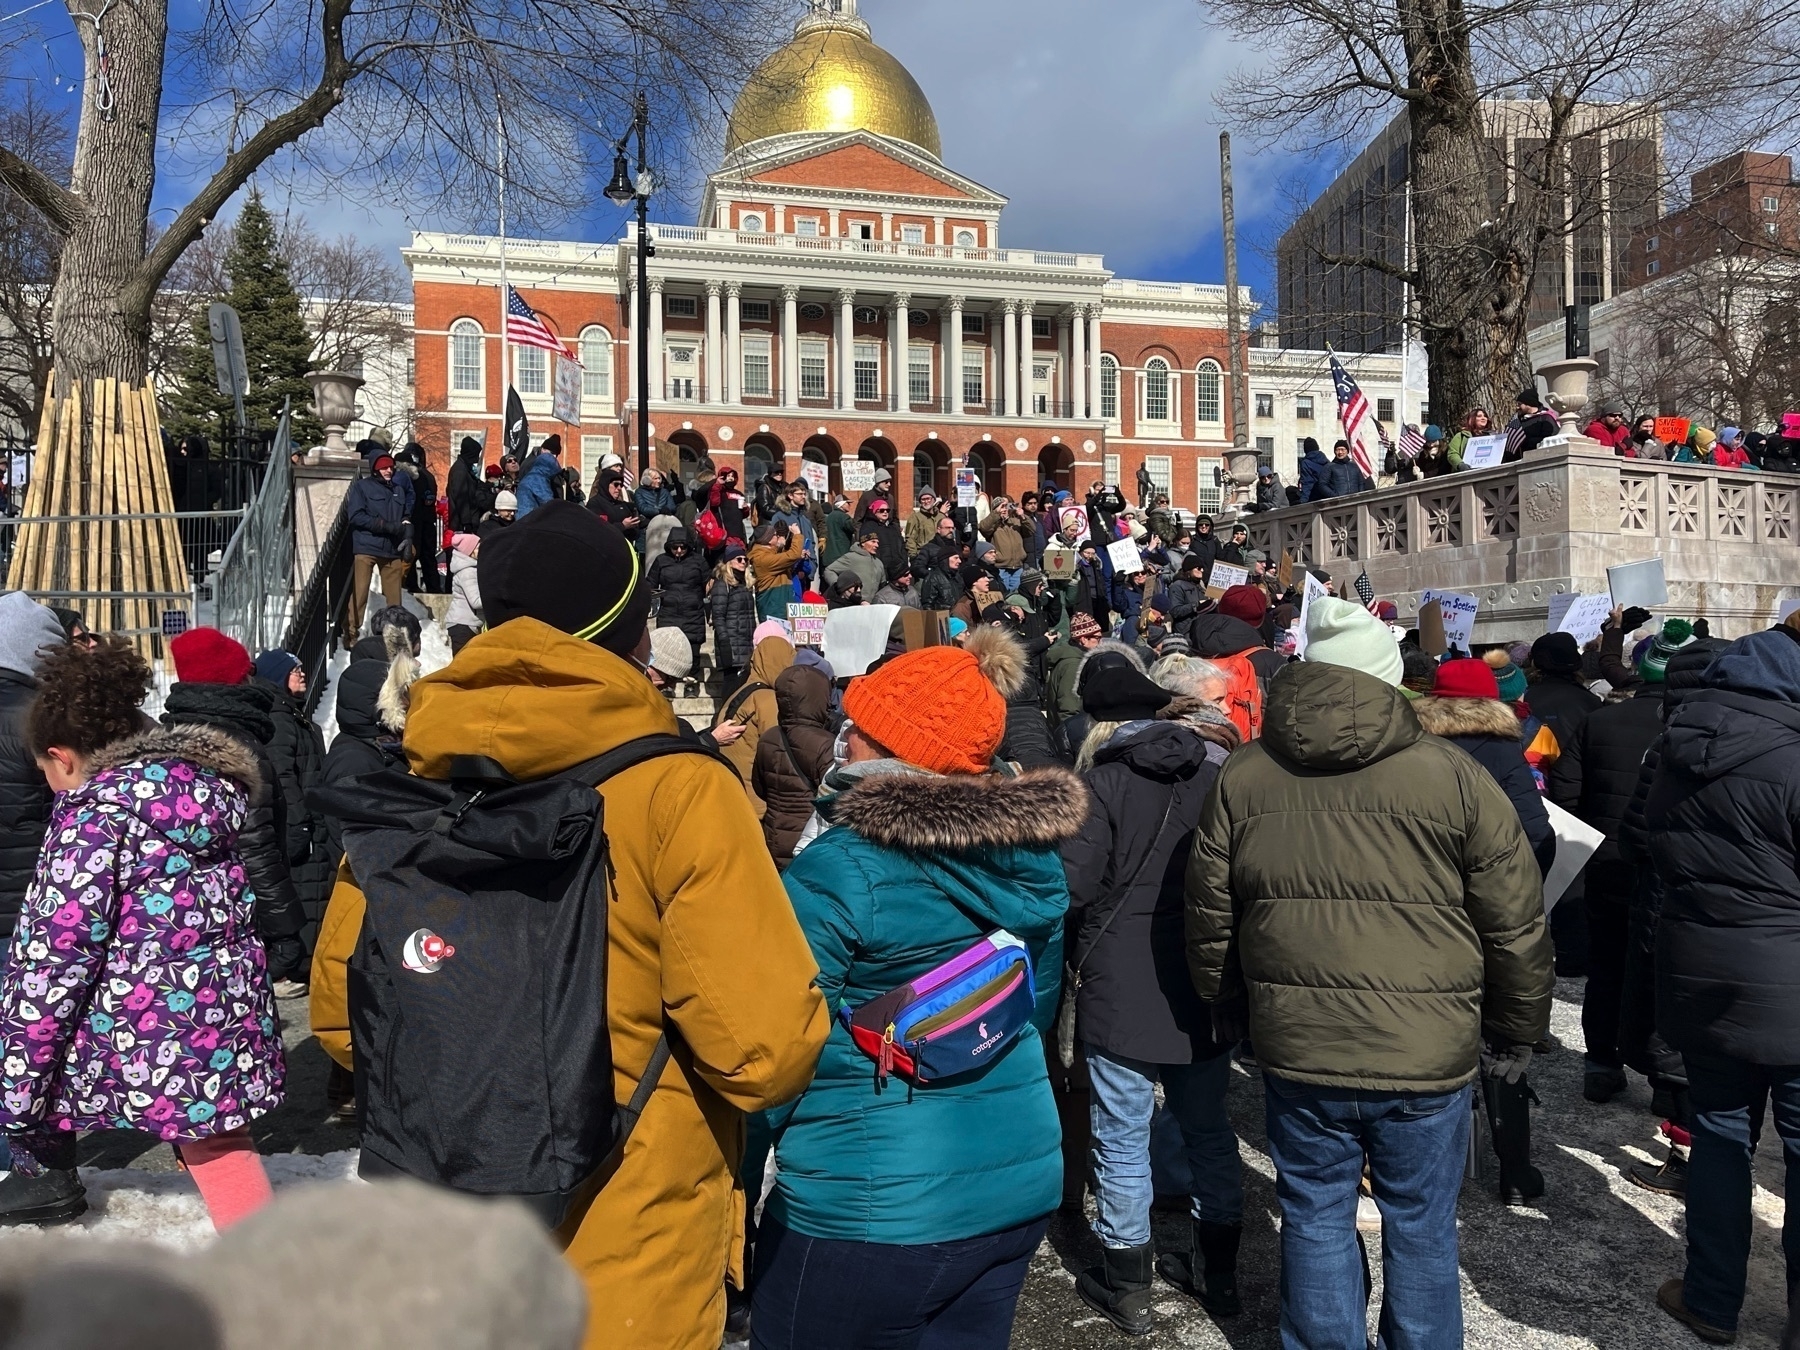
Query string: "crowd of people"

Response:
xmin=0 ymin=446 xmax=1798 ymax=1350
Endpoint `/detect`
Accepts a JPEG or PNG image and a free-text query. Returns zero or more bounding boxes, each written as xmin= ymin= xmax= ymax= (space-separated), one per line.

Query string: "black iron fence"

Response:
xmin=282 ymin=501 xmax=354 ymax=719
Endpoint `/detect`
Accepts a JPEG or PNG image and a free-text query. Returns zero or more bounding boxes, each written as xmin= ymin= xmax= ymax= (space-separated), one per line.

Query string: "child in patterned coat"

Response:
xmin=0 ymin=636 xmax=283 ymax=1229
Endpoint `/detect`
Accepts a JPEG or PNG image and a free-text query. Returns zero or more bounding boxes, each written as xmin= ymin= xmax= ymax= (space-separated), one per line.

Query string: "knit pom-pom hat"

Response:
xmin=843 ymin=635 xmax=1013 ymax=774
xmin=1639 ymin=617 xmax=1696 ymax=683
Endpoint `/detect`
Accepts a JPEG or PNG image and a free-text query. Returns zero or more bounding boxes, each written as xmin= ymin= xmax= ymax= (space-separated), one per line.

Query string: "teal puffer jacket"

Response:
xmin=765 ymin=762 xmax=1088 ymax=1244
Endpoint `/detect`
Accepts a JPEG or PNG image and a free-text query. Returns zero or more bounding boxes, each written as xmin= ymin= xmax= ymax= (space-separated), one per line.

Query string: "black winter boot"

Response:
xmin=1078 ymin=1242 xmax=1156 ymax=1336
xmin=1485 ymin=1072 xmax=1545 ymax=1204
xmin=0 ymin=1166 xmax=86 ymax=1226
xmin=1157 ymin=1219 xmax=1242 ymax=1317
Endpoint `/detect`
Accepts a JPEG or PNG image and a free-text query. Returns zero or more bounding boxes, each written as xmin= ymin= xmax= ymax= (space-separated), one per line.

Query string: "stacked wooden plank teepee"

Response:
xmin=6 ymin=379 xmax=191 ymax=657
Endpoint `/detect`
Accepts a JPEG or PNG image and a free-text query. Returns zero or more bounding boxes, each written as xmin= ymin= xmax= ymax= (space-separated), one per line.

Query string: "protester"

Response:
xmin=250 ymin=649 xmax=332 ymax=948
xmin=709 ymin=542 xmax=759 ymax=686
xmin=1187 ymin=596 xmax=1553 ymax=1346
xmin=904 ymin=489 xmax=946 ymax=556
xmin=751 ymin=664 xmax=836 ymax=868
xmin=749 ymin=521 xmax=806 ymax=622
xmin=1061 ymin=659 xmax=1243 ymax=1331
xmin=0 ymin=594 xmax=63 ymax=945
xmin=716 ymin=633 xmax=795 ymax=814
xmin=447 ymin=435 xmax=496 ymax=532
xmin=1626 ymin=415 xmax=1667 ymax=460
xmin=316 ymin=620 xmax=418 ymax=862
xmin=588 ymin=466 xmax=644 ymax=545
xmin=1446 ymin=408 xmax=1492 ymax=469
xmin=396 ymin=442 xmax=445 ymax=594
xmin=861 ymin=497 xmax=908 ymax=582
xmin=750 ymin=633 xmax=1084 ymax=1349
xmin=1506 ymin=388 xmax=1562 ymax=460
xmin=344 ymin=452 xmax=414 ymax=646
xmin=822 ymin=494 xmax=856 ymax=568
xmin=1297 ymin=437 xmax=1331 ymax=501
xmin=513 ymin=434 xmax=564 ymax=518
xmin=444 ymin=534 xmax=484 ymax=654
xmin=309 ymin=501 xmax=828 ymax=1349
xmin=1524 ymin=631 xmax=1602 ymax=746
xmin=824 ymin=525 xmax=887 ymax=599
xmin=0 ymin=636 xmax=282 ymax=1230
xmin=1250 ymin=463 xmax=1285 ymax=511
xmin=1414 ymin=426 xmax=1456 ymax=478
xmin=1584 ymin=400 xmax=1632 ymax=453
xmin=647 ymin=527 xmax=707 ymax=677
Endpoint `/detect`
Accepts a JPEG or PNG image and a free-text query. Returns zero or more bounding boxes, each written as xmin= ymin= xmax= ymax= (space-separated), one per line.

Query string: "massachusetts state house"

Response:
xmin=407 ymin=0 xmax=1263 ymax=512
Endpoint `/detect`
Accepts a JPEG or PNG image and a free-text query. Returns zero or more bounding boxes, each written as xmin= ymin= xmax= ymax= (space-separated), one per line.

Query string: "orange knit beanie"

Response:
xmin=843 ymin=644 xmax=1007 ymax=775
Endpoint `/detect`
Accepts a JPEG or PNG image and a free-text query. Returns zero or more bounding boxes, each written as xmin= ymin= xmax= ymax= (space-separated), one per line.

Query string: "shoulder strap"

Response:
xmin=560 ymin=733 xmax=730 ymax=788
xmin=1069 ymin=794 xmax=1179 ymax=979
xmin=773 ymin=728 xmax=818 ymax=791
xmin=722 ymin=682 xmax=771 ymax=723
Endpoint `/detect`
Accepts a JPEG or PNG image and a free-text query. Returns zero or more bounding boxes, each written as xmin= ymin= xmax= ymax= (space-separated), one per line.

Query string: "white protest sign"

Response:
xmin=1461 ymin=435 xmax=1507 ymax=470
xmin=1546 ymin=592 xmax=1577 ymax=631
xmin=1556 ymin=593 xmax=1613 ymax=646
xmin=1778 ymin=597 xmax=1800 ymax=624
xmin=1294 ymin=571 xmax=1332 ymax=658
xmin=1207 ymin=561 xmax=1250 ymax=592
xmin=955 ymin=468 xmax=979 ymax=508
xmin=553 ymin=352 xmax=584 ymax=426
xmin=800 ymin=460 xmax=830 ymax=499
xmin=1059 ymin=505 xmax=1090 ymax=544
xmin=1543 ymin=799 xmax=1606 ymax=915
xmin=841 ymin=459 xmax=876 ymax=493
xmin=1106 ymin=537 xmax=1144 ymax=576
xmin=1419 ymin=588 xmax=1479 ymax=651
xmin=1608 ymin=557 xmax=1668 ymax=609
xmin=823 ymin=604 xmax=901 ymax=677
xmin=787 ymin=602 xmax=828 ymax=648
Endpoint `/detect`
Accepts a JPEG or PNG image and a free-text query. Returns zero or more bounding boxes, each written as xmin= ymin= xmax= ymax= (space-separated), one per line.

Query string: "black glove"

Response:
xmin=1622 ymin=605 xmax=1653 ymax=633
xmin=1209 ymin=997 xmax=1248 ymax=1046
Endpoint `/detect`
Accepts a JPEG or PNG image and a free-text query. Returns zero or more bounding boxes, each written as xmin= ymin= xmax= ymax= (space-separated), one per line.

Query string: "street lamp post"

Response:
xmin=606 ymin=93 xmax=653 ymax=473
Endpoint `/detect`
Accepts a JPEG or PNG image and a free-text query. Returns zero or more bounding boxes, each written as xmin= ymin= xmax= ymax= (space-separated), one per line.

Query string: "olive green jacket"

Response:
xmin=1185 ymin=661 xmax=1553 ymax=1092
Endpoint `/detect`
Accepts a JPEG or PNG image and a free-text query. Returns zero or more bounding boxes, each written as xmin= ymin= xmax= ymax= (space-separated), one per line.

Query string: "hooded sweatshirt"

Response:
xmin=751 ymin=665 xmax=836 ymax=866
xmin=0 ymin=593 xmax=64 ymax=937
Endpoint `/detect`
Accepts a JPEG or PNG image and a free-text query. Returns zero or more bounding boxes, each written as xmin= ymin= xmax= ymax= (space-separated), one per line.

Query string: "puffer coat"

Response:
xmin=1413 ymin=694 xmax=1555 ymax=875
xmin=0 ymin=669 xmax=50 ymax=942
xmin=648 ymin=528 xmax=709 ymax=653
xmin=253 ymin=675 xmax=333 ymax=925
xmin=751 ymin=666 xmax=836 ymax=866
xmin=1549 ymin=683 xmax=1665 ymax=867
xmin=709 ymin=573 xmax=759 ymax=673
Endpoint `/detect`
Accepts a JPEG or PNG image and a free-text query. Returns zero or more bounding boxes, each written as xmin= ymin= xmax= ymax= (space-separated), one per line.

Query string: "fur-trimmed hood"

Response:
xmin=825 ymin=763 xmax=1088 ymax=854
xmin=87 ymin=722 xmax=263 ymax=788
xmin=1411 ymin=694 xmax=1524 ymax=741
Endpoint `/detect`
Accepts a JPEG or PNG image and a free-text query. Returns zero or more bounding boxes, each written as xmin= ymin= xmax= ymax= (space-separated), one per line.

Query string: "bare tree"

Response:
xmin=1216 ymin=0 xmax=1800 ymax=422
xmin=284 ymin=226 xmax=410 ymax=372
xmin=0 ymin=87 xmax=70 ymax=434
xmin=0 ymin=0 xmax=792 ymax=395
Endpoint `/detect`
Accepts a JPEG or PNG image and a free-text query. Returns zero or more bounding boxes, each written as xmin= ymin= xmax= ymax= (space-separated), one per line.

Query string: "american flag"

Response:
xmin=1397 ymin=424 xmax=1426 ymax=461
xmin=1504 ymin=419 xmax=1531 ymax=457
xmin=505 ymin=285 xmax=567 ymax=355
xmin=1329 ymin=354 xmax=1377 ymax=479
xmin=1354 ymin=570 xmax=1375 ymax=608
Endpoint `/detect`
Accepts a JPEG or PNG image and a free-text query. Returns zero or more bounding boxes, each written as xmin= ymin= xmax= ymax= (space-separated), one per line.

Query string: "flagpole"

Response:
xmin=497 ymin=110 xmax=510 ymax=416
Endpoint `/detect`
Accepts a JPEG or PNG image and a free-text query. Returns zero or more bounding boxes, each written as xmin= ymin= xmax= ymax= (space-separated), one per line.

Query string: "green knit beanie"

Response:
xmin=1639 ymin=618 xmax=1695 ymax=683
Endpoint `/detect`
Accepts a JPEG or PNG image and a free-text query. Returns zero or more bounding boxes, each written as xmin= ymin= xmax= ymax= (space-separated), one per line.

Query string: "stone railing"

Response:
xmin=1242 ymin=438 xmax=1800 ymax=640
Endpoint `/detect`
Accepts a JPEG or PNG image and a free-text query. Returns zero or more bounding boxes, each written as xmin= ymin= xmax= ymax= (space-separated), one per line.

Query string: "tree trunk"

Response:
xmin=49 ymin=0 xmax=168 ymax=394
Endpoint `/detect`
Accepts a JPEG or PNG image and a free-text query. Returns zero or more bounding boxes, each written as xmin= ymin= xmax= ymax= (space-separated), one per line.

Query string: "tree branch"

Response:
xmin=0 ymin=143 xmax=87 ymax=236
xmin=1318 ymin=250 xmax=1420 ymax=286
xmin=131 ymin=0 xmax=356 ymax=303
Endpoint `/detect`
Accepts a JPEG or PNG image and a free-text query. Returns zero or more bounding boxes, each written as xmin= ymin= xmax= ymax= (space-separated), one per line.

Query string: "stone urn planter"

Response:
xmin=1536 ymin=358 xmax=1599 ymax=434
xmin=305 ymin=371 xmax=366 ymax=463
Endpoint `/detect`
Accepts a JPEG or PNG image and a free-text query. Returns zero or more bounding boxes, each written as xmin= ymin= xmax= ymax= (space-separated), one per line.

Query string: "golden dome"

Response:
xmin=726 ymin=24 xmax=941 ymax=159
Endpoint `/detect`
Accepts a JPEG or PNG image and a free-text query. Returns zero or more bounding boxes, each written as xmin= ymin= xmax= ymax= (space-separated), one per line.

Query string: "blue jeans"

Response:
xmin=749 ymin=1214 xmax=1047 ymax=1350
xmin=1263 ymin=1074 xmax=1469 ymax=1350
xmin=998 ymin=567 xmax=1023 ymax=594
xmin=1682 ymin=1050 xmax=1800 ymax=1332
xmin=1085 ymin=1045 xmax=1242 ymax=1247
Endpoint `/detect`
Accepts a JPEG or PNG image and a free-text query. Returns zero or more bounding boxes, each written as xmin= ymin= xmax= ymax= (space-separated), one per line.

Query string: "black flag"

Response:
xmin=504 ymin=385 xmax=530 ymax=464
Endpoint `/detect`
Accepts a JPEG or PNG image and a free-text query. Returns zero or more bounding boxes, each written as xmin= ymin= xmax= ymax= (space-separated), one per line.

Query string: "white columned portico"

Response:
xmin=888 ymin=294 xmax=909 ymax=413
xmin=1017 ymin=301 xmax=1035 ymax=418
xmin=1069 ymin=304 xmax=1086 ymax=419
xmin=836 ymin=289 xmax=856 ymax=411
xmin=647 ymin=277 xmax=665 ymax=404
xmin=1001 ymin=301 xmax=1019 ymax=417
xmin=780 ymin=286 xmax=800 ymax=409
xmin=1087 ymin=307 xmax=1104 ymax=422
xmin=725 ymin=281 xmax=742 ymax=405
xmin=946 ymin=296 xmax=964 ymax=414
xmin=703 ymin=281 xmax=722 ymax=405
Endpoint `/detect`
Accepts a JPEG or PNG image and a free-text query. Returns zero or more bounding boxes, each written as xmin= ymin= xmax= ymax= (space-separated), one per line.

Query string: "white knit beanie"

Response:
xmin=1304 ymin=596 xmax=1403 ymax=686
xmin=648 ymin=626 xmax=694 ymax=680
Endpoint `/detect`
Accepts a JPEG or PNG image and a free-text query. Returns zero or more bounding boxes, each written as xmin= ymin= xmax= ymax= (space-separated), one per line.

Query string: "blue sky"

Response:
xmin=12 ymin=0 xmax=1334 ymax=306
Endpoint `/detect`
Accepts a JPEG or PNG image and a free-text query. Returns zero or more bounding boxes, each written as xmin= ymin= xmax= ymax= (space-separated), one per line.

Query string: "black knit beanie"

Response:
xmin=477 ymin=499 xmax=650 ymax=656
xmin=1529 ymin=631 xmax=1582 ymax=676
xmin=1080 ymin=660 xmax=1173 ymax=722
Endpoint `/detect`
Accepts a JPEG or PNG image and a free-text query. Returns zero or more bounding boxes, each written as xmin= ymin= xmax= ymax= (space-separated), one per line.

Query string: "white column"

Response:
xmin=1056 ymin=315 xmax=1072 ymax=418
xmin=1001 ymin=301 xmax=1018 ymax=417
xmin=946 ymin=295 xmax=964 ymax=414
xmin=703 ymin=281 xmax=722 ymax=405
xmin=725 ymin=281 xmax=742 ymax=405
xmin=881 ymin=211 xmax=893 ymax=242
xmin=1088 ymin=307 xmax=1104 ymax=421
xmin=780 ymin=285 xmax=800 ymax=409
xmin=1018 ymin=301 xmax=1035 ymax=418
xmin=1070 ymin=304 xmax=1086 ymax=419
xmin=933 ymin=215 xmax=945 ymax=246
xmin=774 ymin=203 xmax=786 ymax=234
xmin=648 ymin=277 xmax=665 ymax=404
xmin=626 ymin=278 xmax=640 ymax=416
xmin=888 ymin=294 xmax=909 ymax=413
xmin=837 ymin=288 xmax=856 ymax=411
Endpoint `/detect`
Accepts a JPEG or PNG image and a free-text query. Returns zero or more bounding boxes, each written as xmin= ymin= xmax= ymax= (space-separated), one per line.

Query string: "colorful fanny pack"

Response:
xmin=839 ymin=931 xmax=1036 ymax=1085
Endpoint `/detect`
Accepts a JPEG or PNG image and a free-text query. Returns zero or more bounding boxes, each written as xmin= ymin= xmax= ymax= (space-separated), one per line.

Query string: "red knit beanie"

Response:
xmin=843 ymin=646 xmax=1005 ymax=775
xmin=1218 ymin=584 xmax=1268 ymax=626
xmin=170 ymin=627 xmax=253 ymax=685
xmin=1432 ymin=657 xmax=1499 ymax=700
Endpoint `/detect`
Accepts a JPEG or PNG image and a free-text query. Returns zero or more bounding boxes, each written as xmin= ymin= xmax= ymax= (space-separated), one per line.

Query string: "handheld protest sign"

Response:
xmin=1106 ymin=537 xmax=1144 ymax=576
xmin=787 ymin=603 xmax=828 ymax=648
xmin=1419 ymin=589 xmax=1479 ymax=649
xmin=1041 ymin=547 xmax=1077 ymax=581
xmin=1277 ymin=550 xmax=1295 ymax=590
xmin=1654 ymin=417 xmax=1690 ymax=446
xmin=1607 ymin=557 xmax=1667 ymax=609
xmin=1418 ymin=599 xmax=1447 ymax=656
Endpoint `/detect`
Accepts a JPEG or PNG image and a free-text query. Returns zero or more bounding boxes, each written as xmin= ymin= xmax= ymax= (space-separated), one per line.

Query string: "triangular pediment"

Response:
xmin=716 ymin=131 xmax=1005 ymax=206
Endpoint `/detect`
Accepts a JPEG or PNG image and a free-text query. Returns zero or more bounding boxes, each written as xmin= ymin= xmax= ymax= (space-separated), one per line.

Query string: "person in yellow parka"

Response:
xmin=310 ymin=501 xmax=829 ymax=1350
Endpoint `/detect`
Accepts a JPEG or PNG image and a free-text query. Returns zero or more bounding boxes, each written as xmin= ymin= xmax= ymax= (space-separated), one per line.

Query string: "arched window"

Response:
xmin=579 ymin=326 xmax=612 ymax=399
xmin=744 ymin=444 xmax=774 ymax=487
xmin=1100 ymin=354 xmax=1119 ymax=421
xmin=1195 ymin=359 xmax=1222 ymax=424
xmin=1143 ymin=357 xmax=1171 ymax=423
xmin=450 ymin=319 xmax=483 ymax=393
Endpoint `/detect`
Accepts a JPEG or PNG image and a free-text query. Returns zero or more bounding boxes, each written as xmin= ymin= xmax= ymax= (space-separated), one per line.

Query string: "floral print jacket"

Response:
xmin=0 ymin=724 xmax=284 ymax=1143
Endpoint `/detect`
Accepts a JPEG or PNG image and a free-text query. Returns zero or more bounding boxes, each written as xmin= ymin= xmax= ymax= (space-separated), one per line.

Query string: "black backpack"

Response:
xmin=312 ymin=733 xmax=724 ymax=1226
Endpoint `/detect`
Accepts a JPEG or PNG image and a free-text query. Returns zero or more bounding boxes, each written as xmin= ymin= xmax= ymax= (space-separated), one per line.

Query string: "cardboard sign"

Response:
xmin=800 ymin=461 xmax=830 ymax=500
xmin=1419 ymin=588 xmax=1479 ymax=650
xmin=1654 ymin=417 xmax=1691 ymax=446
xmin=1418 ymin=599 xmax=1447 ymax=656
xmin=1461 ymin=434 xmax=1506 ymax=470
xmin=787 ymin=602 xmax=828 ymax=648
xmin=1041 ymin=546 xmax=1077 ymax=581
xmin=1543 ymin=799 xmax=1607 ymax=915
xmin=1555 ymin=593 xmax=1613 ymax=646
xmin=1277 ymin=549 xmax=1295 ymax=591
xmin=1607 ymin=557 xmax=1668 ymax=609
xmin=1294 ymin=571 xmax=1332 ymax=657
xmin=841 ymin=459 xmax=876 ymax=493
xmin=553 ymin=352 xmax=584 ymax=426
xmin=823 ymin=604 xmax=900 ymax=676
xmin=900 ymin=608 xmax=950 ymax=651
xmin=955 ymin=468 xmax=980 ymax=508
xmin=1207 ymin=561 xmax=1249 ymax=592
xmin=1106 ymin=537 xmax=1144 ymax=576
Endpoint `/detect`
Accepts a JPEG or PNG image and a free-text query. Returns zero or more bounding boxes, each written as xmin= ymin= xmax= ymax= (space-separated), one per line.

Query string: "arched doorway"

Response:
xmin=666 ymin=429 xmax=710 ymax=492
xmin=744 ymin=432 xmax=786 ymax=493
xmin=965 ymin=442 xmax=1003 ymax=498
xmin=911 ymin=440 xmax=949 ymax=504
xmin=856 ymin=437 xmax=898 ymax=508
xmin=1037 ymin=444 xmax=1074 ymax=493
xmin=802 ymin=434 xmax=842 ymax=494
